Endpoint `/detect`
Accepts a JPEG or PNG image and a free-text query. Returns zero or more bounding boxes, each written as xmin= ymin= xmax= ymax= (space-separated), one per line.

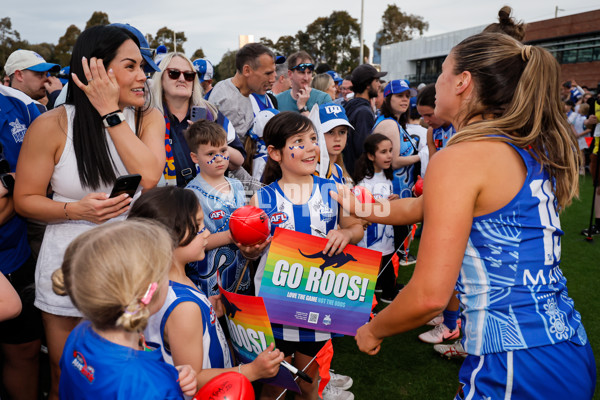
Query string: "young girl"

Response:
xmin=239 ymin=111 xmax=363 ymax=400
xmin=128 ymin=186 xmax=283 ymax=389
xmin=53 ymin=220 xmax=197 ymax=399
xmin=311 ymin=103 xmax=354 ymax=185
xmin=353 ymin=134 xmax=399 ymax=303
xmin=337 ymin=33 xmax=596 ymax=398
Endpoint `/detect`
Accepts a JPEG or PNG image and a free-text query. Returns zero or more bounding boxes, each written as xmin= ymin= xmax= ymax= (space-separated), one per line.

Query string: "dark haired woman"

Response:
xmin=14 ymin=25 xmax=165 ymax=399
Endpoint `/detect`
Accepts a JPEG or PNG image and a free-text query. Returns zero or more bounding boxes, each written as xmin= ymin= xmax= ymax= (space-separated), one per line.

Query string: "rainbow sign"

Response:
xmin=219 ymin=283 xmax=299 ymax=392
xmin=259 ymin=228 xmax=381 ymax=336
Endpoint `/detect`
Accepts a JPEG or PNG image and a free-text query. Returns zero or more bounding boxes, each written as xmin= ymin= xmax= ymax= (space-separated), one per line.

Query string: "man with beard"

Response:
xmin=343 ymin=64 xmax=387 ymax=175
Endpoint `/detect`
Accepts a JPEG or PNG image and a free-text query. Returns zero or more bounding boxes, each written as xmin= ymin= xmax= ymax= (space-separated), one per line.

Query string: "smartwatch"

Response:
xmin=102 ymin=110 xmax=125 ymax=128
xmin=0 ymin=173 xmax=15 ymax=196
xmin=299 ymin=106 xmax=309 ymax=113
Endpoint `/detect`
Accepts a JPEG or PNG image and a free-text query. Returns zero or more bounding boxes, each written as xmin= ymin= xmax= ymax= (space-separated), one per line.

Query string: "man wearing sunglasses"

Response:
xmin=275 ymin=51 xmax=332 ymax=114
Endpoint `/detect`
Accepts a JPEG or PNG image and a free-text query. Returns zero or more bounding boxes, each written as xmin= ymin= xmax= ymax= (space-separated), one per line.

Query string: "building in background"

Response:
xmin=381 ymin=9 xmax=600 ymax=89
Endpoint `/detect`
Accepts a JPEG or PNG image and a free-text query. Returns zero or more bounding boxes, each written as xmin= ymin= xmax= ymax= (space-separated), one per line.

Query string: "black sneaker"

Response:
xmin=581 ymin=225 xmax=600 ymax=236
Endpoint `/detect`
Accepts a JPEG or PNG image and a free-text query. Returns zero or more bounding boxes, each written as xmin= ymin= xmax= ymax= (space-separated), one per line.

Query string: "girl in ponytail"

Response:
xmin=52 ymin=220 xmax=197 ymax=399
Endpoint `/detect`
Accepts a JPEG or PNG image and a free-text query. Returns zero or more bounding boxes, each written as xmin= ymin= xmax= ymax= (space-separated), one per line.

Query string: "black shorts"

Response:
xmin=0 ymin=256 xmax=42 ymax=344
xmin=274 ymin=338 xmax=327 ymax=358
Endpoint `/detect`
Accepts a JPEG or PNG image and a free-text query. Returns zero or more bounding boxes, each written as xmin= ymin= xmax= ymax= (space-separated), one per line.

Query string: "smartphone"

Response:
xmin=109 ymin=174 xmax=141 ymax=198
xmin=190 ymin=106 xmax=208 ymax=122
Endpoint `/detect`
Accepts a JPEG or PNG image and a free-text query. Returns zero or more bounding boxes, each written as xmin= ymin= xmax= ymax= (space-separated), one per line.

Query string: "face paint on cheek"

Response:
xmin=288 ymin=145 xmax=303 ymax=159
xmin=206 ymin=154 xmax=229 ymax=164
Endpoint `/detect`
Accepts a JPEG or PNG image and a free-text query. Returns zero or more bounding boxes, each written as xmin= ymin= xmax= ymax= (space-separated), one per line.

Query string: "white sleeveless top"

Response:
xmin=35 ymin=105 xmax=138 ymax=317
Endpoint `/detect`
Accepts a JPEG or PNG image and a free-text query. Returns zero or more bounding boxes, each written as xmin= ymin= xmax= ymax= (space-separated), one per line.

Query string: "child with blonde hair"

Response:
xmin=53 ymin=220 xmax=197 ymax=399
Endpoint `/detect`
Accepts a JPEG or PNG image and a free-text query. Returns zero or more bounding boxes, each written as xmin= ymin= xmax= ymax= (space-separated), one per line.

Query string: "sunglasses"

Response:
xmin=166 ymin=69 xmax=196 ymax=82
xmin=291 ymin=63 xmax=315 ymax=72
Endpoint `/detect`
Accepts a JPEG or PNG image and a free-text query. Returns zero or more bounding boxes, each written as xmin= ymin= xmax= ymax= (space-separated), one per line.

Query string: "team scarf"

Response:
xmin=163 ymin=113 xmax=177 ymax=186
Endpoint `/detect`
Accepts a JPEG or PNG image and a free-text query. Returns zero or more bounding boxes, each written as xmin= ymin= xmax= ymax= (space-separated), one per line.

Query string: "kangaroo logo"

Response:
xmin=299 ymin=249 xmax=357 ymax=271
xmin=221 ymin=294 xmax=243 ymax=318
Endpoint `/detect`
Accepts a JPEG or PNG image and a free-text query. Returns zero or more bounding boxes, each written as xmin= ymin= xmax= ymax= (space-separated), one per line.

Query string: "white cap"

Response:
xmin=4 ymin=50 xmax=60 ymax=76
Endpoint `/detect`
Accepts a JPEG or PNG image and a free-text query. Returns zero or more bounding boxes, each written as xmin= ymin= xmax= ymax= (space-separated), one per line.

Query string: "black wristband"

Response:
xmin=101 ymin=110 xmax=122 ymax=119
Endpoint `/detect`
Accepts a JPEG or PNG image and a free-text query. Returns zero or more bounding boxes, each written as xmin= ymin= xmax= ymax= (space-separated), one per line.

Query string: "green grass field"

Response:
xmin=328 ymin=174 xmax=599 ymax=399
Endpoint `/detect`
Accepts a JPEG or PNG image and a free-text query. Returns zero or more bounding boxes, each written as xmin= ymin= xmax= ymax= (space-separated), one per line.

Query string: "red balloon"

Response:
xmin=414 ymin=176 xmax=424 ymax=197
xmin=193 ymin=371 xmax=254 ymax=400
xmin=229 ymin=205 xmax=270 ymax=246
xmin=351 ymin=186 xmax=376 ymax=203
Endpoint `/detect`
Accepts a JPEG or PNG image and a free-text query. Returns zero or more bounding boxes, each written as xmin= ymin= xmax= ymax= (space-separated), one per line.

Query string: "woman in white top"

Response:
xmin=14 ymin=25 xmax=165 ymax=400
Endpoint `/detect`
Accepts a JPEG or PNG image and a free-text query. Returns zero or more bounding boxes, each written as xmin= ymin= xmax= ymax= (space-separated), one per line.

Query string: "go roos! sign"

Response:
xmin=259 ymin=228 xmax=381 ymax=336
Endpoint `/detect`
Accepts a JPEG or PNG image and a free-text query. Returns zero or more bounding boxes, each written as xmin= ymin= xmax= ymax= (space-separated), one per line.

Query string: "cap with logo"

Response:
xmin=192 ymin=58 xmax=214 ymax=82
xmin=350 ymin=64 xmax=387 ymax=87
xmin=314 ymin=102 xmax=353 ymax=135
xmin=4 ymin=50 xmax=60 ymax=76
xmin=383 ymin=79 xmax=417 ymax=98
xmin=57 ymin=66 xmax=70 ymax=85
xmin=326 ymin=70 xmax=343 ymax=85
xmin=109 ymin=23 xmax=160 ymax=73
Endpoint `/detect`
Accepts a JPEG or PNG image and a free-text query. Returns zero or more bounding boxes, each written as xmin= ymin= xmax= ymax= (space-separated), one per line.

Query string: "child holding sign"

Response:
xmin=129 ymin=187 xmax=284 ymax=389
xmin=239 ymin=111 xmax=363 ymax=399
xmin=353 ymin=134 xmax=400 ymax=304
xmin=52 ymin=220 xmax=197 ymax=399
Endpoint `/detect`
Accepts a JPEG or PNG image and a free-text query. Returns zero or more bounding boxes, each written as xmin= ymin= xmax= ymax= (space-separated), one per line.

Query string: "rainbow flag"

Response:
xmin=219 ymin=282 xmax=300 ymax=393
xmin=259 ymin=228 xmax=381 ymax=336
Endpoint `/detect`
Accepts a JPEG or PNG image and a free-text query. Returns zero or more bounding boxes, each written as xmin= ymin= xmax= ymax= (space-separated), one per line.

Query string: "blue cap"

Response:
xmin=275 ymin=55 xmax=286 ymax=64
xmin=326 ymin=70 xmax=343 ymax=84
xmin=317 ymin=103 xmax=353 ymax=134
xmin=383 ymin=79 xmax=417 ymax=98
xmin=58 ymin=66 xmax=70 ymax=85
xmin=109 ymin=23 xmax=160 ymax=73
xmin=409 ymin=96 xmax=417 ymax=109
xmin=192 ymin=58 xmax=214 ymax=82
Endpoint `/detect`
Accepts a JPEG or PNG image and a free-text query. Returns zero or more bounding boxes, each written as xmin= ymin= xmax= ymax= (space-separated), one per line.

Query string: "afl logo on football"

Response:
xmin=210 ymin=210 xmax=226 ymax=220
xmin=270 ymin=212 xmax=289 ymax=225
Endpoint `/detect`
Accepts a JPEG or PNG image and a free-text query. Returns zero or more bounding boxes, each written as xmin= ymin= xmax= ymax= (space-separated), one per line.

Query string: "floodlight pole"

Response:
xmin=359 ymin=0 xmax=364 ymax=64
xmin=173 ymin=31 xmax=177 ymax=53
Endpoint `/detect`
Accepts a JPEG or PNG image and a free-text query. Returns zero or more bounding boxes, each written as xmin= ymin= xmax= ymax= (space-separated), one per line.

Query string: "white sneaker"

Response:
xmin=433 ymin=339 xmax=468 ymax=359
xmin=328 ymin=371 xmax=353 ymax=390
xmin=418 ymin=323 xmax=460 ymax=344
xmin=426 ymin=313 xmax=443 ymax=326
xmin=321 ymin=385 xmax=354 ymax=400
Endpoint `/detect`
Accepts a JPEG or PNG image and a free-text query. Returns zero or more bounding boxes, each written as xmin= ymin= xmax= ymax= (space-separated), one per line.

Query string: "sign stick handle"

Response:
xmin=233 ymin=259 xmax=251 ymax=294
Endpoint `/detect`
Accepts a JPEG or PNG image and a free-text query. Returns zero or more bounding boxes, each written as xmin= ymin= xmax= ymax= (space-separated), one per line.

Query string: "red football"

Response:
xmin=229 ymin=205 xmax=270 ymax=246
xmin=414 ymin=175 xmax=424 ymax=197
xmin=351 ymin=186 xmax=376 ymax=204
xmin=193 ymin=371 xmax=254 ymax=400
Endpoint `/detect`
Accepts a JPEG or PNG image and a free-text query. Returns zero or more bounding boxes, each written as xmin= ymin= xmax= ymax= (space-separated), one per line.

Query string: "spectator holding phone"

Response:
xmin=14 ymin=25 xmax=166 ymax=400
xmin=149 ymin=52 xmax=244 ymax=187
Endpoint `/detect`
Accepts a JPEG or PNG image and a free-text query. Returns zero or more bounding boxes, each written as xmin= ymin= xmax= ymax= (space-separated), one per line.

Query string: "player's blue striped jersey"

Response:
xmin=432 ymin=124 xmax=456 ymax=151
xmin=185 ymin=175 xmax=250 ymax=296
xmin=254 ymin=175 xmax=339 ymax=342
xmin=60 ymin=321 xmax=183 ymax=399
xmin=373 ymin=116 xmax=417 ymax=198
xmin=457 ymin=142 xmax=587 ymax=355
xmin=145 ymin=281 xmax=233 ymax=369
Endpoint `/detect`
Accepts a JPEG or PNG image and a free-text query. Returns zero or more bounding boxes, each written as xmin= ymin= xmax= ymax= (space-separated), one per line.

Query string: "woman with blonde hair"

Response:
xmin=312 ymin=73 xmax=336 ymax=101
xmin=335 ymin=32 xmax=596 ymax=398
xmin=53 ymin=219 xmax=197 ymax=399
xmin=150 ymin=52 xmax=244 ymax=187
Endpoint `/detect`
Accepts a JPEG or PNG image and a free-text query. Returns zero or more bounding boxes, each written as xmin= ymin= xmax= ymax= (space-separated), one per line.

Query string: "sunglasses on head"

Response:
xmin=291 ymin=63 xmax=315 ymax=72
xmin=166 ymin=69 xmax=196 ymax=82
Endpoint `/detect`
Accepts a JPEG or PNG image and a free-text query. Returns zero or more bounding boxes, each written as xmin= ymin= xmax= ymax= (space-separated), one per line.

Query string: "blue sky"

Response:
xmin=6 ymin=1 xmax=599 ymax=65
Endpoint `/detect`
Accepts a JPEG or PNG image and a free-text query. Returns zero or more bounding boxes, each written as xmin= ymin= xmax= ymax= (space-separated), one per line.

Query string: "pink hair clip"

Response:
xmin=140 ymin=282 xmax=158 ymax=305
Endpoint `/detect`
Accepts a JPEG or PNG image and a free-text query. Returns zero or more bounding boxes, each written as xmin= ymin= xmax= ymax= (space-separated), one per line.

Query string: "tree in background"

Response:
xmin=149 ymin=27 xmax=187 ymax=53
xmin=375 ymin=4 xmax=428 ymax=52
xmin=55 ymin=24 xmax=81 ymax=67
xmin=191 ymin=48 xmax=205 ymax=60
xmin=0 ymin=17 xmax=26 ymax=70
xmin=214 ymin=49 xmax=236 ymax=82
xmin=85 ymin=11 xmax=110 ymax=29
